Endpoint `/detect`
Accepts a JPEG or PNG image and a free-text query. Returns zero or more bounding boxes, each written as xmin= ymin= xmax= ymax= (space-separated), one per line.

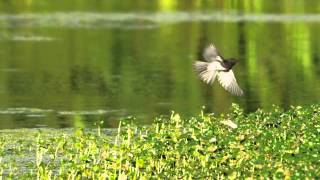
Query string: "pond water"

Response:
xmin=0 ymin=1 xmax=320 ymax=128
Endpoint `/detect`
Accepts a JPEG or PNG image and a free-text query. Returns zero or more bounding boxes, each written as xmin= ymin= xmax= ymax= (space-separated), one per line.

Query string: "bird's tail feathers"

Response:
xmin=193 ymin=61 xmax=217 ymax=84
xmin=193 ymin=61 xmax=208 ymax=74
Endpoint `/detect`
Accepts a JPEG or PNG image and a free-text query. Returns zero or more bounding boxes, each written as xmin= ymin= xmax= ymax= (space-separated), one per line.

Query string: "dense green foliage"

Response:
xmin=1 ymin=1 xmax=320 ymax=129
xmin=0 ymin=104 xmax=320 ymax=179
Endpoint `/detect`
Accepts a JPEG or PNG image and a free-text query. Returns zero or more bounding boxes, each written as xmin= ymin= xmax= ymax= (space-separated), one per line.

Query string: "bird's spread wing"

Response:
xmin=203 ymin=44 xmax=222 ymax=62
xmin=193 ymin=61 xmax=219 ymax=84
xmin=217 ymin=70 xmax=243 ymax=96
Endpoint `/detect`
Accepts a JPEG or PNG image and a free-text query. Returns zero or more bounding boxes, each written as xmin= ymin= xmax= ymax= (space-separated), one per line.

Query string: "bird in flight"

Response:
xmin=193 ymin=44 xmax=243 ymax=96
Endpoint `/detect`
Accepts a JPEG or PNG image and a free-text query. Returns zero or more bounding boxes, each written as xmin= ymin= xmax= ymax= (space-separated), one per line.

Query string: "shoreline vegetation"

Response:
xmin=0 ymin=104 xmax=319 ymax=179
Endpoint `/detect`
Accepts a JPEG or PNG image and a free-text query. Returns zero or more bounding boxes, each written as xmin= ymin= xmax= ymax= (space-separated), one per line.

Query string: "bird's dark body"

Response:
xmin=220 ymin=59 xmax=237 ymax=72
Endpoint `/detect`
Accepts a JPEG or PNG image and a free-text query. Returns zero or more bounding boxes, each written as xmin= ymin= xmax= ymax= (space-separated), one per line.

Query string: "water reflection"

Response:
xmin=0 ymin=1 xmax=320 ymax=128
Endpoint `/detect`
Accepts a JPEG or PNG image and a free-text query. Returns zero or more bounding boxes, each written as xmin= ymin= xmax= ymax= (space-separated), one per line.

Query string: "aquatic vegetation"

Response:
xmin=0 ymin=104 xmax=320 ymax=179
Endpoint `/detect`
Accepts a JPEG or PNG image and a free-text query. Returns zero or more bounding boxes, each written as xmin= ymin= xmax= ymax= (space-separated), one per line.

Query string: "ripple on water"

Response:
xmin=0 ymin=68 xmax=23 ymax=72
xmin=0 ymin=12 xmax=320 ymax=29
xmin=0 ymin=107 xmax=125 ymax=118
xmin=10 ymin=35 xmax=56 ymax=41
xmin=0 ymin=34 xmax=57 ymax=42
xmin=0 ymin=108 xmax=54 ymax=115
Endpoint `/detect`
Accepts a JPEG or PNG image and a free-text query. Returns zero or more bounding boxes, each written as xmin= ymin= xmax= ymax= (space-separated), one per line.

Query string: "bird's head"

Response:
xmin=227 ymin=58 xmax=238 ymax=64
xmin=223 ymin=58 xmax=238 ymax=70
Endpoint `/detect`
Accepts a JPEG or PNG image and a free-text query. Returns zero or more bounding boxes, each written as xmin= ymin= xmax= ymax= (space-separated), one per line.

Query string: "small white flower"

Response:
xmin=209 ymin=137 xmax=217 ymax=143
xmin=221 ymin=120 xmax=238 ymax=129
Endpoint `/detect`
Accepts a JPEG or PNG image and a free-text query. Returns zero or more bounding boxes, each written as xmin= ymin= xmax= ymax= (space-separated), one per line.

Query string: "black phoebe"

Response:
xmin=193 ymin=44 xmax=243 ymax=96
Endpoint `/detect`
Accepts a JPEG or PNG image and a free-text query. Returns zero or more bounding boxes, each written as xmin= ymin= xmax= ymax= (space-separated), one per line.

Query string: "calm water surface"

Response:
xmin=0 ymin=1 xmax=320 ymax=128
